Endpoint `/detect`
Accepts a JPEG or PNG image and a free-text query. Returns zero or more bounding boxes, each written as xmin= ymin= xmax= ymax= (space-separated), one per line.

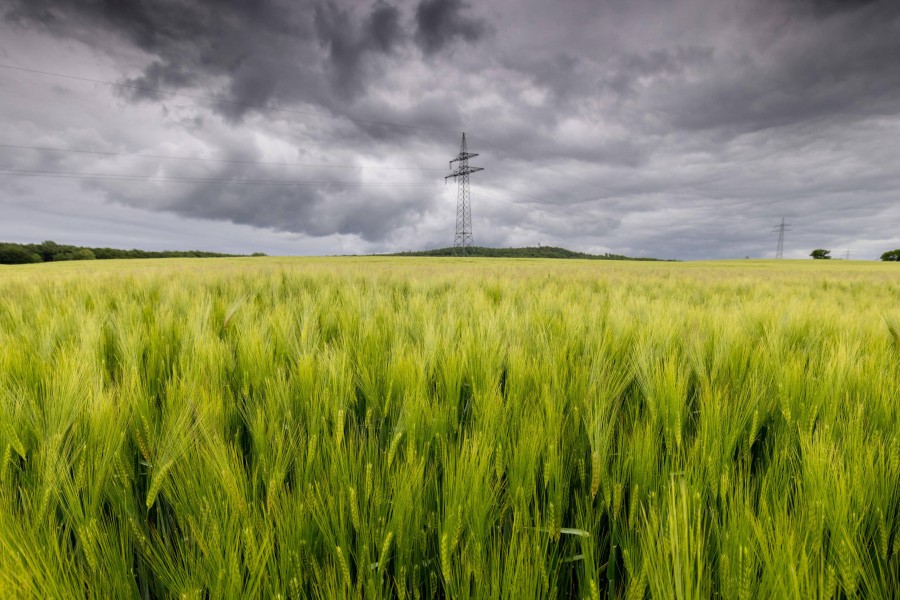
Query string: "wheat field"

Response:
xmin=0 ymin=257 xmax=898 ymax=598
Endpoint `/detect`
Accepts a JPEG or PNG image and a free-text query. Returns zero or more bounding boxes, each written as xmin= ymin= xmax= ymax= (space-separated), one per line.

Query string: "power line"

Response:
xmin=480 ymin=184 xmax=611 ymax=231
xmin=0 ymin=63 xmax=461 ymax=135
xmin=1 ymin=63 xmax=617 ymax=200
xmin=469 ymin=133 xmax=613 ymax=195
xmin=0 ymin=143 xmax=446 ymax=172
xmin=0 ymin=64 xmax=650 ymax=237
xmin=0 ymin=64 xmax=608 ymax=184
xmin=0 ymin=168 xmax=436 ymax=187
xmin=467 ymin=135 xmax=534 ymax=165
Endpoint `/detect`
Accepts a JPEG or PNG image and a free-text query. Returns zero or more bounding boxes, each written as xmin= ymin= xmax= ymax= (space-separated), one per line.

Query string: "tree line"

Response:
xmin=810 ymin=248 xmax=900 ymax=261
xmin=0 ymin=241 xmax=262 ymax=264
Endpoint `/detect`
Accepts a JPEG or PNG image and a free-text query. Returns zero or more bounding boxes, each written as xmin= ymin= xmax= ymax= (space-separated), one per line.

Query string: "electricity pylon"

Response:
xmin=772 ymin=217 xmax=791 ymax=259
xmin=445 ymin=133 xmax=483 ymax=255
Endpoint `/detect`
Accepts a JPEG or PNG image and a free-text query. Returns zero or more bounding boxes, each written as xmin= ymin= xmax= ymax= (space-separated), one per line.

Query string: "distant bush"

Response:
xmin=810 ymin=249 xmax=831 ymax=260
xmin=881 ymin=249 xmax=900 ymax=262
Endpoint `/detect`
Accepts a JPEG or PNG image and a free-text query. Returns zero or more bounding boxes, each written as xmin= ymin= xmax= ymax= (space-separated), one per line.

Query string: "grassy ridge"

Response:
xmin=387 ymin=246 xmax=663 ymax=260
xmin=0 ymin=258 xmax=898 ymax=598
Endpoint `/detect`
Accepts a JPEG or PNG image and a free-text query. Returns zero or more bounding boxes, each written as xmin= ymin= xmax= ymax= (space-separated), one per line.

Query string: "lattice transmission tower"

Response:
xmin=445 ymin=133 xmax=483 ymax=255
xmin=772 ymin=217 xmax=791 ymax=259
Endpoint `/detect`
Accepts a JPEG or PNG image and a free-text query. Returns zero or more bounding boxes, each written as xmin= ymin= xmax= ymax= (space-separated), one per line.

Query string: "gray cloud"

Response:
xmin=1 ymin=0 xmax=900 ymax=259
xmin=414 ymin=0 xmax=489 ymax=54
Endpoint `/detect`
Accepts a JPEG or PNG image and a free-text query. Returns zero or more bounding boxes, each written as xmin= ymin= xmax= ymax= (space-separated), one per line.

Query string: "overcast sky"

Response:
xmin=1 ymin=0 xmax=898 ymax=259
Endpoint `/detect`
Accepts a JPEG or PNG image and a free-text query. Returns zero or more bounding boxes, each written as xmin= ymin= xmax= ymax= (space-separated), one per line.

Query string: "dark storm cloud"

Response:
xmin=414 ymin=0 xmax=489 ymax=54
xmin=3 ymin=0 xmax=485 ymax=126
xmin=660 ymin=3 xmax=900 ymax=136
xmin=786 ymin=0 xmax=882 ymax=16
xmin=5 ymin=0 xmax=266 ymax=55
xmin=367 ymin=2 xmax=404 ymax=52
xmin=4 ymin=0 xmax=410 ymax=120
xmin=314 ymin=1 xmax=403 ymax=93
xmin=122 ymin=61 xmax=199 ymax=102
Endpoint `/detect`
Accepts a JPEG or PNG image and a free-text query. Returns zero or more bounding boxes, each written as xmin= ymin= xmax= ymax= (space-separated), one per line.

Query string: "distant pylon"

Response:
xmin=772 ymin=217 xmax=791 ymax=259
xmin=445 ymin=133 xmax=483 ymax=255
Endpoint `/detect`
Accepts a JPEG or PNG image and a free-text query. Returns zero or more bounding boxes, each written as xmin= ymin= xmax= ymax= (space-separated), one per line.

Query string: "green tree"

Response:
xmin=0 ymin=243 xmax=43 ymax=264
xmin=881 ymin=249 xmax=900 ymax=262
xmin=810 ymin=249 xmax=831 ymax=260
xmin=31 ymin=240 xmax=61 ymax=262
xmin=54 ymin=248 xmax=96 ymax=261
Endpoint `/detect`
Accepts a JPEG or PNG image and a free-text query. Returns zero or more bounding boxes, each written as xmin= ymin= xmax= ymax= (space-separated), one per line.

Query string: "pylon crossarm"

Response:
xmin=446 ymin=168 xmax=482 ymax=179
xmin=450 ymin=152 xmax=479 ymax=165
